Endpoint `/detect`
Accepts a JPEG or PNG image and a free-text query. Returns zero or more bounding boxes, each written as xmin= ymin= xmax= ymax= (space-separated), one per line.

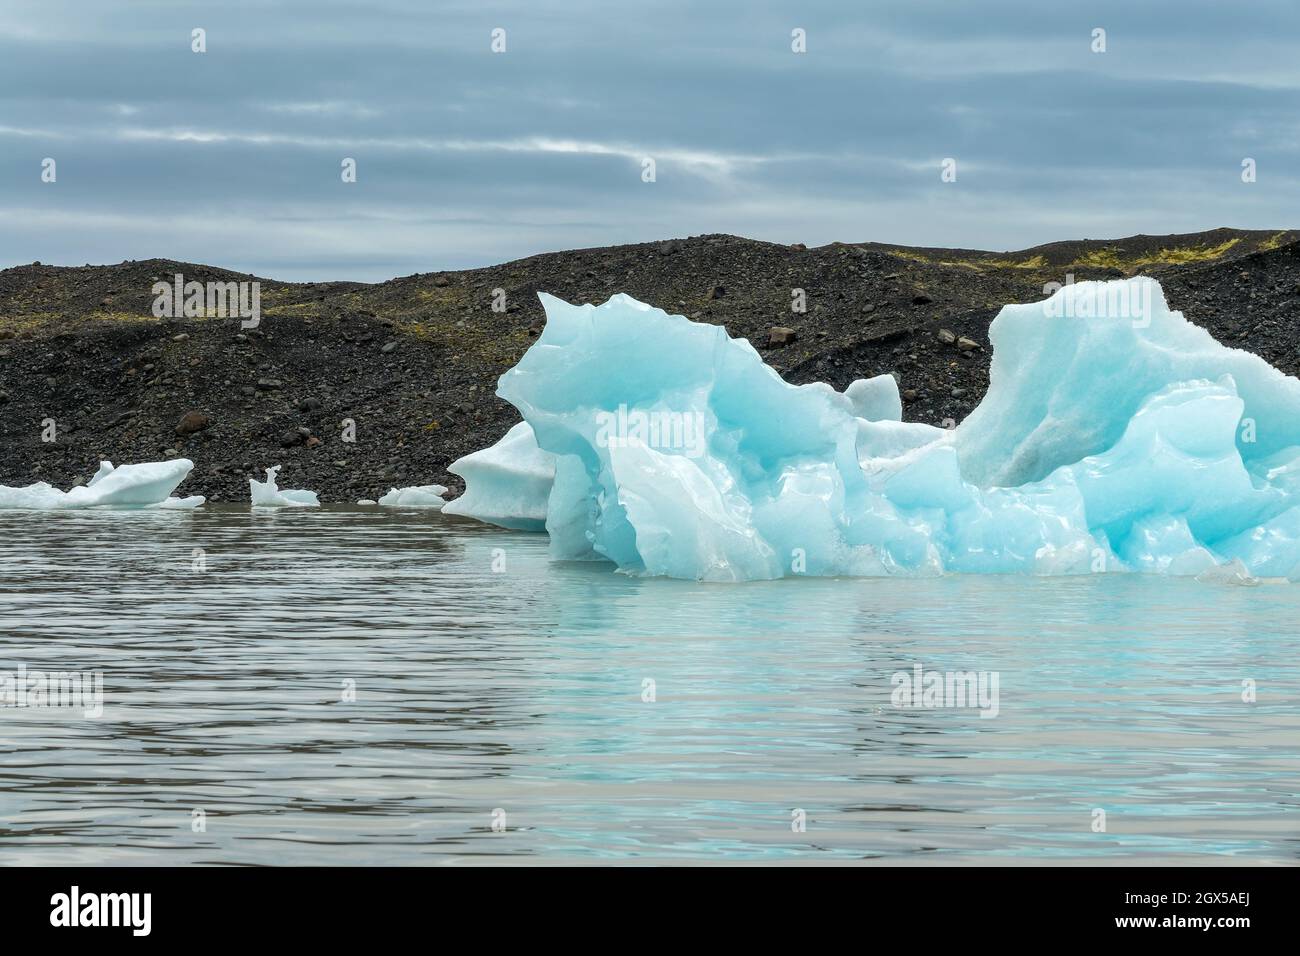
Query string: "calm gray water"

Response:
xmin=0 ymin=506 xmax=1296 ymax=865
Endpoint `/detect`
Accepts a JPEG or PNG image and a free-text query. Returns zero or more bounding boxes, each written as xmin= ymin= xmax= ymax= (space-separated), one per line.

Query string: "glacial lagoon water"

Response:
xmin=0 ymin=506 xmax=1296 ymax=865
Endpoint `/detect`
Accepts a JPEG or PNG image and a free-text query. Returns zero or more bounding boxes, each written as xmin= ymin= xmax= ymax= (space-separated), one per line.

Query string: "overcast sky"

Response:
xmin=2 ymin=0 xmax=1298 ymax=281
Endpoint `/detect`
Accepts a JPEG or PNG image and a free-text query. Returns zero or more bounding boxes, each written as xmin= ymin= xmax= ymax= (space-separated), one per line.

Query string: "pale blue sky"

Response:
xmin=1 ymin=0 xmax=1297 ymax=280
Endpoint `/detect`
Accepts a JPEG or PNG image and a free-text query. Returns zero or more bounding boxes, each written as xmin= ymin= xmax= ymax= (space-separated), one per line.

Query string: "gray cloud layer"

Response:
xmin=2 ymin=0 xmax=1298 ymax=280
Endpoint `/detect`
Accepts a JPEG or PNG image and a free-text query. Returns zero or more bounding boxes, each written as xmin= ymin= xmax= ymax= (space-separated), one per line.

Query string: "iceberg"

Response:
xmin=444 ymin=280 xmax=1300 ymax=582
xmin=249 ymin=466 xmax=319 ymax=508
xmin=0 ymin=459 xmax=204 ymax=509
xmin=377 ymin=484 xmax=448 ymax=508
xmin=442 ymin=421 xmax=555 ymax=530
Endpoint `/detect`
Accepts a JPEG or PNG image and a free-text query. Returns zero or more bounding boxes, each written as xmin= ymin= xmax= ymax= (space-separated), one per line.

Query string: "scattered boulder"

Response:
xmin=957 ymin=336 xmax=980 ymax=351
xmin=768 ymin=326 xmax=798 ymax=347
xmin=256 ymin=378 xmax=282 ymax=391
xmin=937 ymin=329 xmax=957 ymax=345
xmin=175 ymin=411 xmax=212 ymax=436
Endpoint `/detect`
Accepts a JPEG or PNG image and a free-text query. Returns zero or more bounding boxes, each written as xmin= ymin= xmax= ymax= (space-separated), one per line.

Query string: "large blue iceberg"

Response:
xmin=445 ymin=279 xmax=1300 ymax=582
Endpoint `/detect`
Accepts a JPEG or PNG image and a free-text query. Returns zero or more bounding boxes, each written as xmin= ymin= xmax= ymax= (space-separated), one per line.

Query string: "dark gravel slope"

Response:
xmin=2 ymin=229 xmax=1297 ymax=502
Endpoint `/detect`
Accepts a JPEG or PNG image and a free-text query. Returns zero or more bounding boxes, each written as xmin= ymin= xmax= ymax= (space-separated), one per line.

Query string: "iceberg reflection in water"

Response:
xmin=0 ymin=507 xmax=1296 ymax=865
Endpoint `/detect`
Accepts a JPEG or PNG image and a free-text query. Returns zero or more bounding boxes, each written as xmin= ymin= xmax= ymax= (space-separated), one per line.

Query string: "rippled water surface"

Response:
xmin=1 ymin=506 xmax=1297 ymax=865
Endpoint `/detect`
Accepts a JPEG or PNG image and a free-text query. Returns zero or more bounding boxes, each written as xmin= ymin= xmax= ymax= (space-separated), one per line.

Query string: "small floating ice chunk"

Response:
xmin=377 ymin=485 xmax=448 ymax=508
xmin=158 ymin=495 xmax=206 ymax=509
xmin=357 ymin=499 xmax=378 ymax=506
xmin=442 ymin=421 xmax=555 ymax=531
xmin=249 ymin=466 xmax=319 ymax=507
xmin=1195 ymin=558 xmax=1260 ymax=586
xmin=0 ymin=459 xmax=203 ymax=509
